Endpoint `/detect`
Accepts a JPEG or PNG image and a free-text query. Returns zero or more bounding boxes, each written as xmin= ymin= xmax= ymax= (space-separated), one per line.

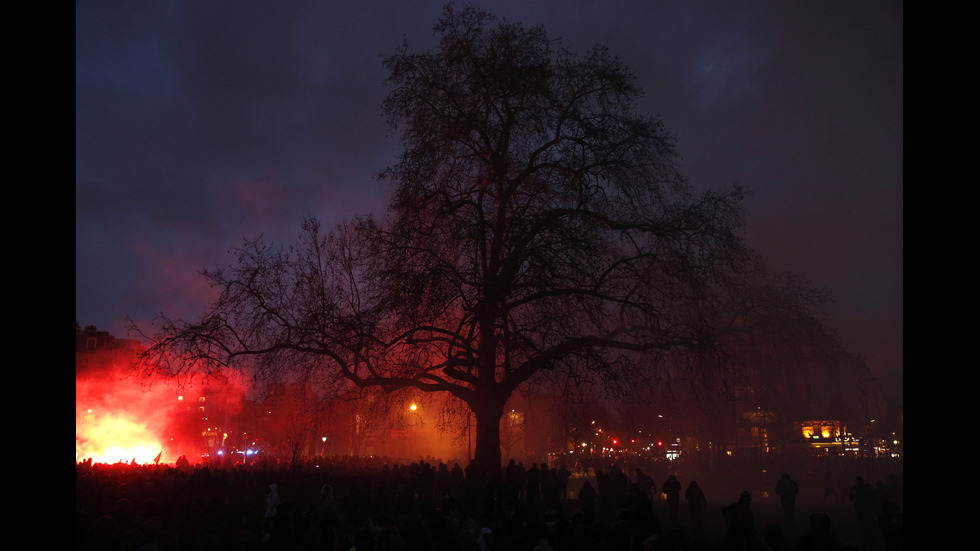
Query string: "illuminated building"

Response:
xmin=796 ymin=419 xmax=856 ymax=452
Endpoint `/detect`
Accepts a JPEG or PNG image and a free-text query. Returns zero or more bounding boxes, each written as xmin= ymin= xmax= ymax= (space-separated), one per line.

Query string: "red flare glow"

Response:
xmin=76 ymin=408 xmax=164 ymax=464
xmin=75 ymin=358 xmax=230 ymax=465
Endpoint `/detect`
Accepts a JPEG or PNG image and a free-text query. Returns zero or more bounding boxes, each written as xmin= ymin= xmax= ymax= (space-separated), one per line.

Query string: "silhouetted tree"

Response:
xmin=134 ymin=5 xmax=830 ymax=476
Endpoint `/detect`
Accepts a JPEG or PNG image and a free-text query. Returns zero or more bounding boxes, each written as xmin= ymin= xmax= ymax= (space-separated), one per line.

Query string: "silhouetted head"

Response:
xmin=739 ymin=490 xmax=751 ymax=502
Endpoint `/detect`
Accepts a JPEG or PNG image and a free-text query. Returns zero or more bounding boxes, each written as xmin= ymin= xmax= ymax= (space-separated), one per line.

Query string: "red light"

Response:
xmin=612 ymin=439 xmax=618 ymax=445
xmin=657 ymin=441 xmax=663 ymax=446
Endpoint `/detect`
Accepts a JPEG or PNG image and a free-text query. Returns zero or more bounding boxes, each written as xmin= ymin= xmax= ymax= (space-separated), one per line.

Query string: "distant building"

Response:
xmin=75 ymin=322 xmax=143 ymax=375
xmin=796 ymin=419 xmax=854 ymax=452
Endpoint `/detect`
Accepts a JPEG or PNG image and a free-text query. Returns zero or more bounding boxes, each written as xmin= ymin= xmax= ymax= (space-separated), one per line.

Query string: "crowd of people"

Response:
xmin=76 ymin=454 xmax=902 ymax=551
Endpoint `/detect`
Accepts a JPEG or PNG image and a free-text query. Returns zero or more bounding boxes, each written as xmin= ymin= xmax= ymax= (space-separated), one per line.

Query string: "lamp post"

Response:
xmin=408 ymin=402 xmax=420 ymax=460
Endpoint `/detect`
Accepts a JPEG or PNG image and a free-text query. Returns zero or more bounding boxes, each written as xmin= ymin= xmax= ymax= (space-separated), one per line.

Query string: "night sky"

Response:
xmin=76 ymin=1 xmax=903 ymax=403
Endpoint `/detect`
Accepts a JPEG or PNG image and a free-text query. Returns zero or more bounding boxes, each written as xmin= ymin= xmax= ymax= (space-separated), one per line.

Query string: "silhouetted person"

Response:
xmin=874 ymin=479 xmax=895 ymax=512
xmin=662 ymin=474 xmax=682 ymax=527
xmin=558 ymin=463 xmax=572 ymax=501
xmin=722 ymin=491 xmax=755 ymax=541
xmin=502 ymin=495 xmax=532 ymax=543
xmin=504 ymin=459 xmax=521 ymax=499
xmin=610 ymin=465 xmax=630 ymax=509
xmin=542 ymin=466 xmax=563 ymax=511
xmin=527 ymin=463 xmax=542 ymax=510
xmin=265 ymin=483 xmax=280 ymax=520
xmin=763 ymin=523 xmax=791 ymax=551
xmin=878 ymin=500 xmax=903 ymax=551
xmin=451 ymin=462 xmax=465 ymax=496
xmin=80 ymin=513 xmax=120 ymax=551
xmin=836 ymin=469 xmax=850 ymax=504
xmin=626 ymin=481 xmax=649 ymax=511
xmin=577 ymin=480 xmax=598 ymax=524
xmin=685 ymin=480 xmax=708 ymax=534
xmin=884 ymin=472 xmax=903 ymax=510
xmin=823 ymin=467 xmax=840 ymax=505
xmin=435 ymin=461 xmax=452 ymax=504
xmin=596 ymin=468 xmax=613 ymax=522
xmin=557 ymin=509 xmax=593 ymax=551
xmin=635 ymin=467 xmax=657 ymax=501
xmin=776 ymin=472 xmax=799 ymax=531
xmin=794 ymin=512 xmax=843 ymax=551
xmin=848 ymin=476 xmax=878 ymax=549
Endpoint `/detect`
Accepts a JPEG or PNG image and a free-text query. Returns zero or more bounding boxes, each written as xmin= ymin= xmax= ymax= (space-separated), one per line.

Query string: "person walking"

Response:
xmin=775 ymin=472 xmax=800 ymax=531
xmin=684 ymin=480 xmax=708 ymax=534
xmin=662 ymin=474 xmax=682 ymax=528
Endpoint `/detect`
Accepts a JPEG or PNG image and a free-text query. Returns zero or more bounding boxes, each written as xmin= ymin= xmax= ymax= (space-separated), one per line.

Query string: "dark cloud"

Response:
xmin=76 ymin=1 xmax=902 ymax=401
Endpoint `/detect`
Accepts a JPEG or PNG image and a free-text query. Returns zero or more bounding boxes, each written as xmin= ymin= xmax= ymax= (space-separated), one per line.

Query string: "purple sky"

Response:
xmin=76 ymin=1 xmax=903 ymax=403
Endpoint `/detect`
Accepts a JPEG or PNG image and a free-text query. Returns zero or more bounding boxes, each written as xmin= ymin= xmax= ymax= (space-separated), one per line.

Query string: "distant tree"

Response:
xmin=134 ymin=5 xmax=831 ymax=476
xmin=259 ymin=382 xmax=325 ymax=466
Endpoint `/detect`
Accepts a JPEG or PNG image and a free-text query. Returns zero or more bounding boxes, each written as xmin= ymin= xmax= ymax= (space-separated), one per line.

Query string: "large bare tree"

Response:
xmin=135 ymin=5 xmax=829 ymax=475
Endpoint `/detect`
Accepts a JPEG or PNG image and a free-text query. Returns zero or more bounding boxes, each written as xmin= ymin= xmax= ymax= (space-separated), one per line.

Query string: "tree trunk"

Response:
xmin=471 ymin=398 xmax=505 ymax=477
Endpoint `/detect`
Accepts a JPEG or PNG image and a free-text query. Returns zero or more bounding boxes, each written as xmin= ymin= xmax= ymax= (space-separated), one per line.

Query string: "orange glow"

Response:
xmin=76 ymin=409 xmax=163 ymax=464
xmin=800 ymin=420 xmax=844 ymax=441
xmin=76 ymin=359 xmax=244 ymax=465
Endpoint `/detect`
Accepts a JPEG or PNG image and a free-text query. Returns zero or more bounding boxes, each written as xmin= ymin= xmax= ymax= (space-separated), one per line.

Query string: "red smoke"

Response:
xmin=75 ymin=358 xmax=246 ymax=465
